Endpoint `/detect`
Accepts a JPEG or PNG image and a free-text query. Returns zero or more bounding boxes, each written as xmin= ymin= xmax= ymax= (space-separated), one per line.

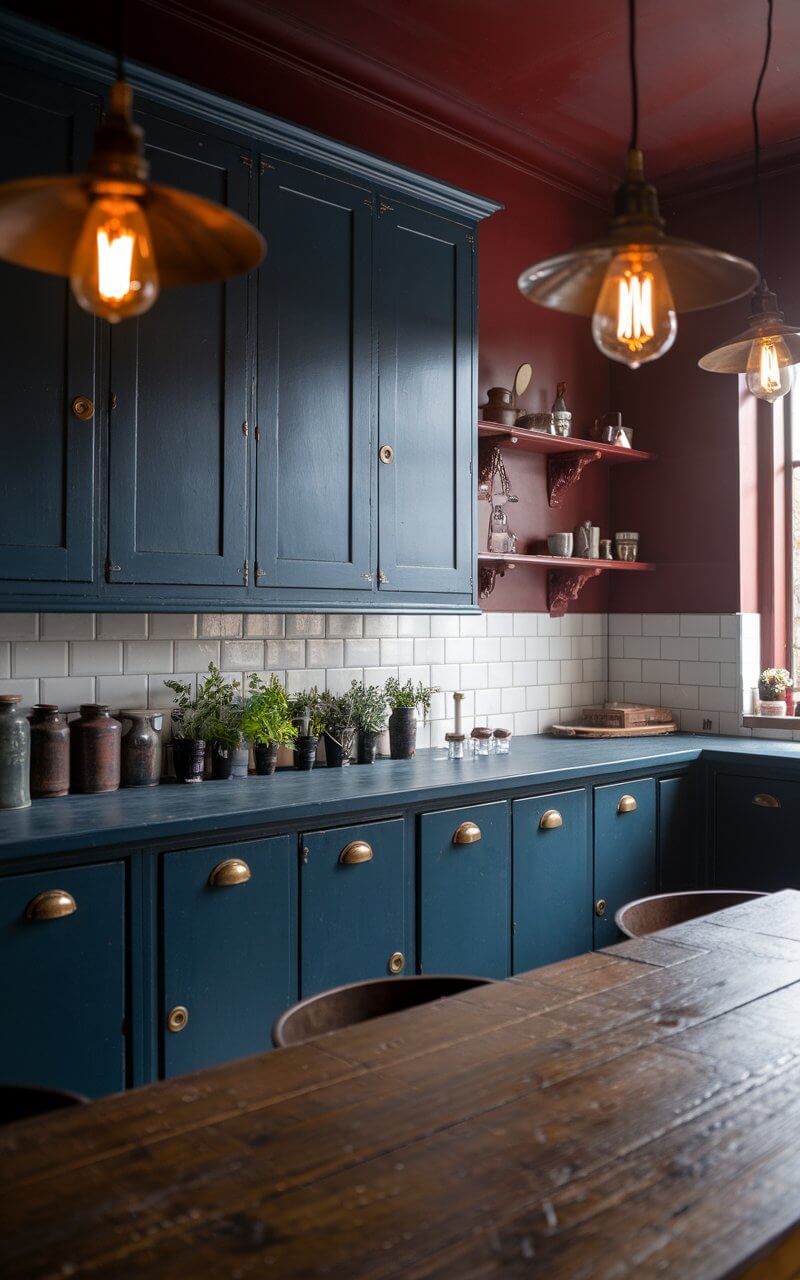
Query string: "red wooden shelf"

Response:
xmin=478 ymin=421 xmax=656 ymax=464
xmin=479 ymin=553 xmax=654 ymax=572
xmin=477 ymin=552 xmax=655 ymax=616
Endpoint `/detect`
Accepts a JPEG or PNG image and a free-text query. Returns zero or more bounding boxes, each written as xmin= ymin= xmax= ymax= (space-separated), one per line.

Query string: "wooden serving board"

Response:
xmin=550 ymin=720 xmax=678 ymax=738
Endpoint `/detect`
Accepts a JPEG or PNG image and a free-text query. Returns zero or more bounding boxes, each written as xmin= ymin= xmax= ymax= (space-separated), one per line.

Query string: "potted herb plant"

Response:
xmin=289 ymin=688 xmax=324 ymax=771
xmin=758 ymin=667 xmax=792 ymax=716
xmin=351 ymin=680 xmax=388 ymax=764
xmin=320 ymin=687 xmax=357 ymax=768
xmin=164 ymin=677 xmax=208 ymax=783
xmin=240 ymin=674 xmax=297 ymax=775
xmin=196 ymin=664 xmax=244 ymax=780
xmin=384 ymin=677 xmax=438 ymax=759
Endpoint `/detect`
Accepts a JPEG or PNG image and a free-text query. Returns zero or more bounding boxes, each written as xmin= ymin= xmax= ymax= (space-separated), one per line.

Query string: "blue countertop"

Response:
xmin=1 ymin=732 xmax=799 ymax=861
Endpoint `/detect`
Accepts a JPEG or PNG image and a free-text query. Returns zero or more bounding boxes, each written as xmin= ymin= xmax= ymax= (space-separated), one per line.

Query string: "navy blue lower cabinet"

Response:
xmin=593 ymin=778 xmax=657 ymax=948
xmin=658 ymin=774 xmax=696 ymax=892
xmin=512 ymin=789 xmax=591 ymax=972
xmin=418 ymin=802 xmax=510 ymax=979
xmin=300 ymin=819 xmax=407 ymax=997
xmin=0 ymin=862 xmax=125 ymax=1098
xmin=714 ymin=773 xmax=800 ymax=891
xmin=161 ymin=837 xmax=294 ymax=1078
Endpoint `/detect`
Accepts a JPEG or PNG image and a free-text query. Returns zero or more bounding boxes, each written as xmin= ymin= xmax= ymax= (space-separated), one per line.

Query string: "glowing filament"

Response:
xmin=97 ymin=223 xmax=136 ymax=301
xmin=616 ymin=270 xmax=655 ymax=352
xmin=757 ymin=337 xmax=782 ymax=396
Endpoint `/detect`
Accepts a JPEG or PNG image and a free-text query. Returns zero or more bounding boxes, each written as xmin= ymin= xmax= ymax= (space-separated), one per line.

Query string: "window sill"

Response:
xmin=742 ymin=715 xmax=800 ymax=730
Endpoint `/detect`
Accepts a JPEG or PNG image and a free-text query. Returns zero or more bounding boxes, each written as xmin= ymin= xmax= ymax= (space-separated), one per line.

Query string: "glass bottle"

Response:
xmin=0 ymin=694 xmax=30 ymax=809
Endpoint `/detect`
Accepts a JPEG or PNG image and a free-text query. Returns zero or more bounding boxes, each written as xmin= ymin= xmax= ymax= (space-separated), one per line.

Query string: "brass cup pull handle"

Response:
xmin=595 ymin=898 xmax=607 ymax=918
xmin=379 ymin=444 xmax=394 ymax=464
xmin=25 ymin=890 xmax=77 ymax=922
xmin=340 ymin=840 xmax=373 ymax=866
xmin=539 ymin=809 xmax=563 ymax=831
xmin=71 ymin=395 xmax=94 ymax=421
xmin=753 ymin=793 xmax=781 ymax=809
xmin=167 ymin=1006 xmax=189 ymax=1033
xmin=388 ymin=951 xmax=405 ymax=974
xmin=617 ymin=795 xmax=638 ymax=814
xmin=453 ymin=821 xmax=481 ymax=845
xmin=208 ymin=858 xmax=251 ymax=887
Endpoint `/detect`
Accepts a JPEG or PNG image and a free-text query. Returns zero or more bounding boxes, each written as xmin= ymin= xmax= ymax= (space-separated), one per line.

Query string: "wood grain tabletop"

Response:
xmin=3 ymin=890 xmax=800 ymax=1279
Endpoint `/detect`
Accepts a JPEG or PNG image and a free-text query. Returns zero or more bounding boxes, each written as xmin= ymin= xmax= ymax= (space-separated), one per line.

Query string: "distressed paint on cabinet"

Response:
xmin=300 ymin=818 xmax=407 ymax=996
xmin=512 ymin=788 xmax=591 ymax=971
xmin=418 ymin=801 xmax=510 ymax=978
xmin=714 ymin=773 xmax=800 ymax=892
xmin=0 ymin=861 xmax=125 ymax=1097
xmin=593 ymin=777 xmax=657 ymax=948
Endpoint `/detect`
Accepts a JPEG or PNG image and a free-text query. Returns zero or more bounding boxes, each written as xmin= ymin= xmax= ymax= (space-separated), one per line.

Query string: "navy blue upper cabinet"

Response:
xmin=593 ymin=778 xmax=657 ymax=948
xmin=255 ymin=158 xmax=373 ymax=592
xmin=107 ymin=110 xmax=250 ymax=588
xmin=0 ymin=64 xmax=98 ymax=584
xmin=512 ymin=789 xmax=591 ymax=971
xmin=376 ymin=201 xmax=474 ymax=598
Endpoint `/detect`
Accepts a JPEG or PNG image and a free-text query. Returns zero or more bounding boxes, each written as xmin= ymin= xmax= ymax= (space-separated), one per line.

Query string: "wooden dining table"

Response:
xmin=4 ymin=890 xmax=800 ymax=1279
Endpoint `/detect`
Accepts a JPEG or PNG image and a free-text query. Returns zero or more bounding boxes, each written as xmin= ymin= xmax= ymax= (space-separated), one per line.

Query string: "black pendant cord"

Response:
xmin=628 ymin=0 xmax=639 ymax=152
xmin=114 ymin=0 xmax=126 ymax=82
xmin=752 ymin=0 xmax=774 ymax=287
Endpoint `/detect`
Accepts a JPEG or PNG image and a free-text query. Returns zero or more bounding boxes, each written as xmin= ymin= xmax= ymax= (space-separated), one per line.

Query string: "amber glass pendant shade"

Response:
xmin=0 ymin=80 xmax=265 ymax=321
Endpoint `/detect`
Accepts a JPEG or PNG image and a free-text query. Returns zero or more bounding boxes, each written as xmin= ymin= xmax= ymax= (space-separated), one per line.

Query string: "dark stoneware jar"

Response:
xmin=389 ymin=707 xmax=417 ymax=759
xmin=120 ymin=710 xmax=163 ymax=788
xmin=293 ymin=735 xmax=318 ymax=771
xmin=0 ymin=694 xmax=31 ymax=809
xmin=254 ymin=742 xmax=279 ymax=775
xmin=210 ymin=744 xmax=234 ymax=780
xmin=173 ymin=737 xmax=206 ymax=784
xmin=29 ymin=704 xmax=69 ymax=798
xmin=69 ymin=704 xmax=121 ymax=794
xmin=357 ymin=730 xmax=379 ymax=765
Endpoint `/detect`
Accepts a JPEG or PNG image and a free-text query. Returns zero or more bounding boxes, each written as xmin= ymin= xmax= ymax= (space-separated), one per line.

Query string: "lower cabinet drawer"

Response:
xmin=161 ymin=836 xmax=295 ymax=1079
xmin=419 ymin=801 xmax=510 ymax=979
xmin=0 ymin=861 xmax=126 ymax=1098
xmin=512 ymin=789 xmax=590 ymax=972
xmin=715 ymin=774 xmax=800 ymax=891
xmin=594 ymin=778 xmax=657 ymax=949
xmin=300 ymin=818 xmax=407 ymax=997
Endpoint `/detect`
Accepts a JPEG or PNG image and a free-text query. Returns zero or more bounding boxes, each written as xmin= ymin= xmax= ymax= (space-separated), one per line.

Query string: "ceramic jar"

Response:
xmin=0 ymin=694 xmax=31 ymax=809
xmin=357 ymin=730 xmax=380 ymax=765
xmin=120 ymin=710 xmax=163 ymax=787
xmin=388 ymin=708 xmax=417 ymax=759
xmin=69 ymin=704 xmax=121 ymax=794
xmin=29 ymin=704 xmax=69 ymax=798
xmin=294 ymin=735 xmax=318 ymax=770
xmin=254 ymin=742 xmax=279 ymax=775
xmin=172 ymin=737 xmax=206 ymax=784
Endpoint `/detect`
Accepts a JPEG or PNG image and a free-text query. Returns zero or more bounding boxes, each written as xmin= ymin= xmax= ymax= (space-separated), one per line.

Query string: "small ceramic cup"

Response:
xmin=615 ymin=532 xmax=639 ymax=561
xmin=547 ymin=532 xmax=573 ymax=557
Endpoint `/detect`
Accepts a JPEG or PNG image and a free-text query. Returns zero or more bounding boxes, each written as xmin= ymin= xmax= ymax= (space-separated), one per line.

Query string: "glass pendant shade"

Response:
xmin=0 ymin=81 xmax=264 ymax=319
xmin=591 ymin=247 xmax=677 ymax=367
xmin=698 ymin=284 xmax=800 ymax=403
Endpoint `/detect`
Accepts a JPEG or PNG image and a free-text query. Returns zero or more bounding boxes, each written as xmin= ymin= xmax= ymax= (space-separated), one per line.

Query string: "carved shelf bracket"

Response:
xmin=547 ymin=450 xmax=602 ymax=507
xmin=478 ymin=561 xmax=516 ymax=599
xmin=547 ymin=567 xmax=601 ymax=617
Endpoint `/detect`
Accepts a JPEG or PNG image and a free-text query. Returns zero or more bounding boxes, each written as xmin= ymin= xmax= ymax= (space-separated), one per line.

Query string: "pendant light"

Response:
xmin=518 ymin=0 xmax=759 ymax=368
xmin=0 ymin=3 xmax=264 ymax=322
xmin=699 ymin=0 xmax=800 ymax=403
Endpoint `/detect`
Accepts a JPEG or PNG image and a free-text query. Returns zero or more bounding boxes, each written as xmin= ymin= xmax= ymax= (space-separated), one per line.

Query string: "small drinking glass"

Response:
xmin=471 ymin=727 xmax=493 ymax=757
xmin=493 ymin=728 xmax=512 ymax=755
xmin=446 ymin=732 xmax=465 ymax=760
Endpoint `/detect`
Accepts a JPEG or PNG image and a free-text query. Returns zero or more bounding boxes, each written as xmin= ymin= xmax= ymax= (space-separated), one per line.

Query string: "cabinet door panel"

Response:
xmin=256 ymin=159 xmax=372 ymax=590
xmin=0 ymin=862 xmax=125 ymax=1097
xmin=714 ymin=773 xmax=800 ymax=891
xmin=376 ymin=201 xmax=473 ymax=595
xmin=419 ymin=801 xmax=509 ymax=978
xmin=301 ymin=819 xmax=406 ymax=996
xmin=108 ymin=112 xmax=249 ymax=586
xmin=594 ymin=778 xmax=656 ymax=949
xmin=161 ymin=837 xmax=294 ymax=1078
xmin=0 ymin=65 xmax=97 ymax=583
xmin=513 ymin=789 xmax=590 ymax=972
xmin=659 ymin=774 xmax=696 ymax=892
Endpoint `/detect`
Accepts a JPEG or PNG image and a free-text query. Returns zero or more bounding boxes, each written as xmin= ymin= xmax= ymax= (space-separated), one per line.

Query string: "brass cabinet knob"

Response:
xmin=208 ymin=858 xmax=251 ymax=887
xmin=753 ymin=793 xmax=781 ymax=809
xmin=388 ymin=951 xmax=405 ymax=974
xmin=595 ymin=898 xmax=606 ymax=918
xmin=379 ymin=444 xmax=394 ymax=464
xmin=167 ymin=1006 xmax=189 ymax=1033
xmin=25 ymin=890 xmax=77 ymax=922
xmin=453 ymin=820 xmax=481 ymax=845
xmin=339 ymin=840 xmax=373 ymax=866
xmin=71 ymin=395 xmax=94 ymax=420
xmin=617 ymin=795 xmax=638 ymax=814
xmin=539 ymin=809 xmax=563 ymax=831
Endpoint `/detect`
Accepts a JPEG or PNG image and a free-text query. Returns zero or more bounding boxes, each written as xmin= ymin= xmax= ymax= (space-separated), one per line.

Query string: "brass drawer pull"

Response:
xmin=753 ymin=793 xmax=781 ymax=809
xmin=388 ymin=951 xmax=405 ymax=974
xmin=539 ymin=809 xmax=563 ymax=831
xmin=25 ymin=890 xmax=77 ymax=922
xmin=617 ymin=795 xmax=638 ymax=814
xmin=340 ymin=840 xmax=373 ymax=866
xmin=453 ymin=821 xmax=481 ymax=845
xmin=208 ymin=858 xmax=251 ymax=887
xmin=379 ymin=443 xmax=394 ymax=464
xmin=595 ymin=898 xmax=606 ymax=918
xmin=166 ymin=1006 xmax=189 ymax=1033
xmin=71 ymin=395 xmax=94 ymax=421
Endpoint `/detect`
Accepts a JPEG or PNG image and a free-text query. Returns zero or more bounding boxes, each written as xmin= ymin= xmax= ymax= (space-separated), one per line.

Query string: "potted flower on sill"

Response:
xmin=289 ymin=688 xmax=324 ymax=771
xmin=240 ymin=673 xmax=297 ymax=775
xmin=351 ymin=680 xmax=388 ymax=764
xmin=384 ymin=677 xmax=438 ymax=759
xmin=164 ymin=677 xmax=209 ymax=784
xmin=758 ymin=667 xmax=792 ymax=716
xmin=196 ymin=664 xmax=244 ymax=780
xmin=320 ymin=687 xmax=357 ymax=768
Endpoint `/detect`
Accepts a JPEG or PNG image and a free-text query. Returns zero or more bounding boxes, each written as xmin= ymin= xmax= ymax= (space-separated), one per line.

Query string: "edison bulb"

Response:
xmin=745 ymin=334 xmax=794 ymax=403
xmin=70 ymin=195 xmax=159 ymax=323
xmin=591 ymin=248 xmax=677 ymax=368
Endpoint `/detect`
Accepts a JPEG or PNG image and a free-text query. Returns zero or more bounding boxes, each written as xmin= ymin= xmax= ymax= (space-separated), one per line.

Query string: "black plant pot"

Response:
xmin=210 ymin=744 xmax=234 ymax=780
xmin=254 ymin=742 xmax=279 ymax=776
xmin=294 ymin=734 xmax=318 ymax=771
xmin=389 ymin=708 xmax=417 ymax=759
xmin=357 ymin=730 xmax=379 ymax=765
xmin=173 ymin=737 xmax=206 ymax=784
xmin=323 ymin=731 xmax=345 ymax=768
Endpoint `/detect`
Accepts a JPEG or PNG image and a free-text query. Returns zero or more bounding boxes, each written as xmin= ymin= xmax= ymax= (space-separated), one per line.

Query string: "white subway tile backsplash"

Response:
xmin=609 ymin=613 xmax=642 ymax=636
xmin=512 ymin=614 xmax=539 ymax=636
xmin=363 ymin=614 xmax=398 ymax=638
xmin=486 ymin=612 xmax=514 ymax=636
xmin=487 ymin=661 xmax=513 ymax=687
xmin=306 ymin=639 xmax=344 ymax=669
xmin=698 ymin=637 xmax=736 ymax=662
xmin=0 ymin=614 xmax=38 ymax=641
xmin=174 ymin=640 xmax=221 ymax=671
xmin=98 ymin=614 xmax=149 ymax=639
xmin=381 ymin=638 xmax=415 ymax=666
xmin=0 ymin=644 xmax=8 ymax=680
xmin=641 ymin=658 xmax=679 ymax=683
xmin=397 ymin=615 xmax=431 ymax=638
xmin=0 ymin=678 xmax=37 ymax=711
xmin=610 ymin=658 xmax=641 ymax=682
xmin=40 ymin=613 xmax=95 ymax=640
xmin=661 ymin=683 xmax=700 ymax=710
xmin=96 ymin=674 xmax=148 ymax=709
xmin=266 ymin=639 xmax=305 ymax=669
xmin=444 ymin=636 xmax=472 ymax=664
xmin=70 ymin=641 xmax=123 ymax=676
xmin=660 ymin=636 xmax=699 ymax=661
xmin=414 ymin=637 xmax=446 ymax=665
xmin=13 ymin=642 xmax=67 ymax=678
xmin=680 ymin=614 xmax=720 ymax=638
xmin=221 ymin=640 xmax=265 ymax=671
xmin=285 ymin=614 xmax=325 ymax=638
xmin=124 ymin=641 xmax=173 ymax=674
xmin=244 ymin=613 xmax=285 ymax=638
xmin=679 ymin=660 xmax=720 ymax=686
xmin=622 ymin=635 xmax=660 ymax=659
xmin=325 ymin=614 xmax=363 ymax=638
xmin=430 ymin=615 xmax=460 ymax=637
xmin=325 ymin=666 xmax=363 ymax=695
xmin=344 ymin=638 xmax=381 ymax=667
xmin=459 ymin=614 xmax=487 ymax=637
xmin=642 ymin=614 xmax=679 ymax=637
xmin=40 ymin=676 xmax=95 ymax=711
xmin=459 ymin=663 xmax=488 ymax=690
xmin=148 ymin=613 xmax=197 ymax=639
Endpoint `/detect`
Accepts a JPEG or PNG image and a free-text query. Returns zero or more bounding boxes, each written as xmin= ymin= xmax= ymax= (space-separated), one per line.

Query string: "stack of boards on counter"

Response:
xmin=550 ymin=703 xmax=678 ymax=738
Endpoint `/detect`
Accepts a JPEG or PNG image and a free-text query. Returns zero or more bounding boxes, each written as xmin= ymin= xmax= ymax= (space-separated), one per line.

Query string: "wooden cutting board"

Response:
xmin=550 ymin=721 xmax=678 ymax=738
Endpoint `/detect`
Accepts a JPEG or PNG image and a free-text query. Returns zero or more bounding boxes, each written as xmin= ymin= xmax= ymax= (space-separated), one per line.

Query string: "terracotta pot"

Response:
xmin=389 ymin=707 xmax=417 ymax=759
xmin=210 ymin=744 xmax=234 ymax=780
xmin=29 ymin=704 xmax=69 ymax=798
xmin=69 ymin=704 xmax=121 ymax=794
xmin=254 ymin=742 xmax=279 ymax=776
xmin=357 ymin=730 xmax=380 ymax=765
xmin=0 ymin=694 xmax=31 ymax=809
xmin=294 ymin=735 xmax=318 ymax=771
xmin=173 ymin=737 xmax=206 ymax=784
